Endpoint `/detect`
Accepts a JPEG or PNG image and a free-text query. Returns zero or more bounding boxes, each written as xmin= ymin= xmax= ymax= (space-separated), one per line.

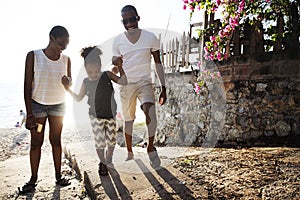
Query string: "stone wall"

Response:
xmin=155 ymin=52 xmax=300 ymax=147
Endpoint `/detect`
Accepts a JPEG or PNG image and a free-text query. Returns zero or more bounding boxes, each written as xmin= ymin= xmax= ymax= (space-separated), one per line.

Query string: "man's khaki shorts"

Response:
xmin=120 ymin=80 xmax=155 ymax=121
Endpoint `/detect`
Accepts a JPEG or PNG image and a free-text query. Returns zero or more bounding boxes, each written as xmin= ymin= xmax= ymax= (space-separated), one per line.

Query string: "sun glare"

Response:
xmin=64 ymin=95 xmax=75 ymax=125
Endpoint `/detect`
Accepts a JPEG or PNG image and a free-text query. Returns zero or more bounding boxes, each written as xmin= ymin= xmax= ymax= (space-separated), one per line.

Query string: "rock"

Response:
xmin=213 ymin=111 xmax=224 ymax=122
xmin=236 ymin=116 xmax=249 ymax=128
xmin=242 ymin=130 xmax=263 ymax=139
xmin=274 ymin=121 xmax=291 ymax=137
xmin=264 ymin=130 xmax=274 ymax=137
xmin=228 ymin=128 xmax=240 ymax=139
xmin=256 ymin=83 xmax=268 ymax=92
xmin=184 ymin=132 xmax=197 ymax=144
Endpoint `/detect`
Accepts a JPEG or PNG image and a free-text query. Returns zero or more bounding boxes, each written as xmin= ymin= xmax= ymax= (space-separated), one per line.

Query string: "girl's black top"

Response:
xmin=84 ymin=71 xmax=117 ymax=118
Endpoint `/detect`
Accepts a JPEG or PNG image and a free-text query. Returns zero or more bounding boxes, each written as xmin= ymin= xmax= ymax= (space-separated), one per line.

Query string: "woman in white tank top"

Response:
xmin=20 ymin=25 xmax=72 ymax=194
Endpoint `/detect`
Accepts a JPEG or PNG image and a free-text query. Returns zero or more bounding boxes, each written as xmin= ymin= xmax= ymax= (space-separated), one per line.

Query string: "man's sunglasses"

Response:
xmin=121 ymin=16 xmax=139 ymax=25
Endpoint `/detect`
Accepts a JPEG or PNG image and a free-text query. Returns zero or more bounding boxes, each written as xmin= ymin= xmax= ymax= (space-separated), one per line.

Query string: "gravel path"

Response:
xmin=172 ymin=147 xmax=300 ymax=199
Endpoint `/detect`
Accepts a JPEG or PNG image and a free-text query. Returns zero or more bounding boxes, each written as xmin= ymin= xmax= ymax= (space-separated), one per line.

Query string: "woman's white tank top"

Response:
xmin=32 ymin=49 xmax=68 ymax=105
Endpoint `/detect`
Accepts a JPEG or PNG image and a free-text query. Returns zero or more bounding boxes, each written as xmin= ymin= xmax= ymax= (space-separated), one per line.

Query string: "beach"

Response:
xmin=1 ymin=125 xmax=299 ymax=199
xmin=0 ymin=127 xmax=30 ymax=162
xmin=0 ymin=124 xmax=92 ymax=199
xmin=0 ymin=124 xmax=94 ymax=162
xmin=0 ymin=123 xmax=147 ymax=199
xmin=0 ymin=120 xmax=149 ymax=162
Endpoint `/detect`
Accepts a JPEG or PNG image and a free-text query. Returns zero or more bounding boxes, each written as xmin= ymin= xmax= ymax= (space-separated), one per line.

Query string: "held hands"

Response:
xmin=112 ymin=56 xmax=123 ymax=67
xmin=112 ymin=66 xmax=119 ymax=74
xmin=61 ymin=75 xmax=72 ymax=89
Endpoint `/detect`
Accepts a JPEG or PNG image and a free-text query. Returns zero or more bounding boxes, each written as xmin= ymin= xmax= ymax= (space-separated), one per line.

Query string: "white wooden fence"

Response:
xmin=159 ymin=31 xmax=203 ymax=74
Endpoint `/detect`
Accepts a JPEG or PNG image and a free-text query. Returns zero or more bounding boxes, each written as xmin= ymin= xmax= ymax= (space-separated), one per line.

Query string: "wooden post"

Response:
xmin=166 ymin=42 xmax=168 ymax=69
xmin=249 ymin=21 xmax=264 ymax=54
xmin=288 ymin=2 xmax=300 ymax=49
xmin=209 ymin=13 xmax=215 ymax=35
xmin=168 ymin=40 xmax=172 ymax=69
xmin=256 ymin=21 xmax=264 ymax=54
xmin=171 ymin=39 xmax=175 ymax=72
xmin=233 ymin=28 xmax=240 ymax=56
xmin=161 ymin=43 xmax=164 ymax=67
xmin=176 ymin=38 xmax=180 ymax=71
xmin=182 ymin=32 xmax=186 ymax=70
xmin=274 ymin=13 xmax=284 ymax=52
xmin=189 ymin=21 xmax=204 ymax=66
xmin=203 ymin=11 xmax=209 ymax=48
xmin=243 ymin=21 xmax=251 ymax=54
xmin=204 ymin=11 xmax=208 ymax=29
xmin=158 ymin=34 xmax=162 ymax=64
xmin=185 ymin=35 xmax=190 ymax=68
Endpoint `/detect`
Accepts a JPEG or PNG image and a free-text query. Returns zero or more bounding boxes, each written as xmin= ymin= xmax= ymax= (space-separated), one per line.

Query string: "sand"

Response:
xmin=0 ymin=124 xmax=94 ymax=162
xmin=1 ymin=125 xmax=299 ymax=199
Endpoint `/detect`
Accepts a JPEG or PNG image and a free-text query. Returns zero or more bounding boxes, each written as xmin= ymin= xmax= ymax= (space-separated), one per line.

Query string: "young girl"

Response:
xmin=20 ymin=25 xmax=72 ymax=194
xmin=64 ymin=46 xmax=127 ymax=175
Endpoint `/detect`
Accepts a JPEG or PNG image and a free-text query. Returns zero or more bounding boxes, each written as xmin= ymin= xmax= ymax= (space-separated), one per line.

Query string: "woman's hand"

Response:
xmin=61 ymin=75 xmax=72 ymax=89
xmin=25 ymin=115 xmax=37 ymax=130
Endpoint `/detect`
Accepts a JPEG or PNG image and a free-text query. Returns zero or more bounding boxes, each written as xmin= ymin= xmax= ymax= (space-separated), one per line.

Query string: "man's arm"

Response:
xmin=152 ymin=50 xmax=167 ymax=105
xmin=152 ymin=50 xmax=165 ymax=87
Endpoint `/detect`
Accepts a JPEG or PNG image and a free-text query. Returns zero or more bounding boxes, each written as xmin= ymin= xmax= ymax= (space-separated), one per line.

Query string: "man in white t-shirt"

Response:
xmin=112 ymin=5 xmax=167 ymax=168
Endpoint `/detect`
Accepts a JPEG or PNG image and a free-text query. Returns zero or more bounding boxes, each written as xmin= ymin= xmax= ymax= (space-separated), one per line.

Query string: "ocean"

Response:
xmin=0 ymin=83 xmax=25 ymax=128
xmin=0 ymin=83 xmax=145 ymax=129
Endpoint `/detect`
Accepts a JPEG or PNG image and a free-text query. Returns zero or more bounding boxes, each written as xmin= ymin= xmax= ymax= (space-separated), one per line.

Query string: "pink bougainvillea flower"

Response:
xmin=210 ymin=35 xmax=216 ymax=42
xmin=217 ymin=52 xmax=223 ymax=61
xmin=229 ymin=17 xmax=239 ymax=27
xmin=197 ymin=61 xmax=201 ymax=67
xmin=219 ymin=30 xmax=225 ymax=38
xmin=204 ymin=46 xmax=209 ymax=53
xmin=193 ymin=68 xmax=223 ymax=95
xmin=211 ymin=6 xmax=217 ymax=12
xmin=182 ymin=0 xmax=249 ymax=61
xmin=194 ymin=83 xmax=201 ymax=94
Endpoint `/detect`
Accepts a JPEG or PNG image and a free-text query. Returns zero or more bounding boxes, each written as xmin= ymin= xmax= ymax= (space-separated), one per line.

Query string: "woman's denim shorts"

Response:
xmin=31 ymin=100 xmax=66 ymax=118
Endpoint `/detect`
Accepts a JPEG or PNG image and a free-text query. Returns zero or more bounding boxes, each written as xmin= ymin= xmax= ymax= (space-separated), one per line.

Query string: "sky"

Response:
xmin=0 ymin=0 xmax=205 ymax=84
